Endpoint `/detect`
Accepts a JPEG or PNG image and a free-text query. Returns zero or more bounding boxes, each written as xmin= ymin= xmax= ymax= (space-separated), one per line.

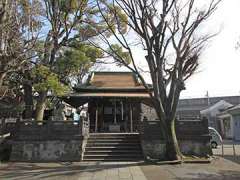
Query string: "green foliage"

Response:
xmin=55 ymin=44 xmax=103 ymax=77
xmin=107 ymin=4 xmax=128 ymax=34
xmin=32 ymin=65 xmax=69 ymax=95
xmin=108 ymin=44 xmax=131 ymax=65
xmin=59 ymin=0 xmax=87 ymax=12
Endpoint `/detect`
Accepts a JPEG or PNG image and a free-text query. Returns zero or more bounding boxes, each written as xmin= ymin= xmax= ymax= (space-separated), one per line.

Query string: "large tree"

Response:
xmin=0 ymin=0 xmax=42 ymax=88
xmin=31 ymin=0 xmax=99 ymax=120
xmin=32 ymin=0 xmax=127 ymax=120
xmin=94 ymin=0 xmax=221 ymax=160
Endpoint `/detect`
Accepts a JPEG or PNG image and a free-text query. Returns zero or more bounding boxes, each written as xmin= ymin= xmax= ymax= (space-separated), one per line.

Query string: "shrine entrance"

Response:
xmin=88 ymin=98 xmax=141 ymax=133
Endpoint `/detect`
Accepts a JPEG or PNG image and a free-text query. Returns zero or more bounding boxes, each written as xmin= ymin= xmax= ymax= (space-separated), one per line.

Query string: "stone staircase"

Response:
xmin=83 ymin=133 xmax=143 ymax=161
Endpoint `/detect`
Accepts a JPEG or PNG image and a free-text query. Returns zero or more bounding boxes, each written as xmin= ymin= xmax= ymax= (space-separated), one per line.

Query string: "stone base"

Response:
xmin=10 ymin=140 xmax=83 ymax=162
xmin=141 ymin=139 xmax=212 ymax=160
xmin=141 ymin=140 xmax=166 ymax=160
xmin=109 ymin=124 xmax=120 ymax=132
xmin=179 ymin=140 xmax=212 ymax=157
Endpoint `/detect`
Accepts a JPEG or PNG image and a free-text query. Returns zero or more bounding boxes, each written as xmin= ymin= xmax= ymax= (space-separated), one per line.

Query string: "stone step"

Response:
xmin=89 ymin=134 xmax=139 ymax=139
xmin=85 ymin=150 xmax=142 ymax=154
xmin=86 ymin=143 xmax=141 ymax=147
xmin=83 ymin=157 xmax=143 ymax=161
xmin=89 ymin=133 xmax=139 ymax=136
xmin=88 ymin=137 xmax=140 ymax=141
xmin=83 ymin=134 xmax=143 ymax=161
xmin=84 ymin=154 xmax=143 ymax=158
xmin=87 ymin=139 xmax=139 ymax=143
xmin=85 ymin=146 xmax=141 ymax=150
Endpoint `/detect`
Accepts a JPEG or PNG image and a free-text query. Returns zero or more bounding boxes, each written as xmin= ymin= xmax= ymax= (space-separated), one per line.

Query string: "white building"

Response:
xmin=200 ymin=100 xmax=233 ymax=131
xmin=218 ymin=104 xmax=240 ymax=141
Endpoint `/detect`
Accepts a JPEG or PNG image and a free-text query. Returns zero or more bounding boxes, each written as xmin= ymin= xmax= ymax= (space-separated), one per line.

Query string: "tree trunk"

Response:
xmin=0 ymin=72 xmax=7 ymax=87
xmin=23 ymin=82 xmax=33 ymax=119
xmin=165 ymin=119 xmax=182 ymax=160
xmin=35 ymin=91 xmax=47 ymax=121
xmin=153 ymin=101 xmax=182 ymax=160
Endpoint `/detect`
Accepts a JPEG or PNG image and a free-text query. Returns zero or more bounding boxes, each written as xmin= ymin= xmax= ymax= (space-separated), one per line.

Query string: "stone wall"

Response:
xmin=179 ymin=140 xmax=212 ymax=157
xmin=10 ymin=140 xmax=84 ymax=162
xmin=139 ymin=119 xmax=167 ymax=160
xmin=140 ymin=103 xmax=212 ymax=159
xmin=9 ymin=120 xmax=89 ymax=162
xmin=141 ymin=103 xmax=158 ymax=120
xmin=176 ymin=118 xmax=212 ymax=156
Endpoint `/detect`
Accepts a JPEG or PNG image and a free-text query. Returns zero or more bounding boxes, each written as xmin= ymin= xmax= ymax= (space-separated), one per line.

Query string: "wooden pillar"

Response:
xmin=114 ymin=99 xmax=117 ymax=124
xmin=102 ymin=104 xmax=104 ymax=131
xmin=95 ymin=103 xmax=98 ymax=132
xmin=130 ymin=102 xmax=133 ymax=132
xmin=121 ymin=100 xmax=124 ymax=121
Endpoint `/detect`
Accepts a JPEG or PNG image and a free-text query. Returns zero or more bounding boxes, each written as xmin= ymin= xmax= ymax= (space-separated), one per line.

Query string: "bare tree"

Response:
xmin=0 ymin=0 xmax=41 ymax=88
xmin=94 ymin=0 xmax=221 ymax=160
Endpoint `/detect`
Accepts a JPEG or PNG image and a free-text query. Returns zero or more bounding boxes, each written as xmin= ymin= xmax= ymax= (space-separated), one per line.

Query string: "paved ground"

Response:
xmin=141 ymin=157 xmax=240 ymax=180
xmin=212 ymin=140 xmax=240 ymax=164
xmin=0 ymin=161 xmax=148 ymax=180
xmin=1 ymin=141 xmax=240 ymax=180
xmin=1 ymin=157 xmax=240 ymax=180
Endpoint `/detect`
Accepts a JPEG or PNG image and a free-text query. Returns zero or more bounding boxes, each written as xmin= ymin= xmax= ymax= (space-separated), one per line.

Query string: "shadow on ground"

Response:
xmin=176 ymin=170 xmax=240 ymax=180
xmin=1 ymin=158 xmax=240 ymax=180
xmin=0 ymin=161 xmax=146 ymax=180
xmin=222 ymin=155 xmax=240 ymax=164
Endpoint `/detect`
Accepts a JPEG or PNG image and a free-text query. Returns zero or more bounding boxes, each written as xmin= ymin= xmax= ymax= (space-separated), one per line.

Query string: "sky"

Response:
xmin=180 ymin=0 xmax=240 ymax=98
xmin=99 ymin=0 xmax=240 ymax=99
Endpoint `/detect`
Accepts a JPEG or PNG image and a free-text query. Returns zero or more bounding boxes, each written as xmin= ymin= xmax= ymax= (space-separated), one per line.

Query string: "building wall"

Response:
xmin=232 ymin=114 xmax=240 ymax=141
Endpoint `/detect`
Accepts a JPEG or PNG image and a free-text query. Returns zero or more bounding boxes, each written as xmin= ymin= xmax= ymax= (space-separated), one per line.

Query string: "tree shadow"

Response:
xmin=0 ymin=161 xmax=147 ymax=180
xmin=176 ymin=170 xmax=240 ymax=180
xmin=222 ymin=155 xmax=240 ymax=164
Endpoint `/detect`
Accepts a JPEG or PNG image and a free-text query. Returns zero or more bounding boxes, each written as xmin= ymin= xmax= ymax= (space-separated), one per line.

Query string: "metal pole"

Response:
xmin=222 ymin=141 xmax=224 ymax=157
xmin=233 ymin=140 xmax=236 ymax=157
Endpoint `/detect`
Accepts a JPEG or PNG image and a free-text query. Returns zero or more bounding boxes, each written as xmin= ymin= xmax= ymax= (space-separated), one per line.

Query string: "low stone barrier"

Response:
xmin=9 ymin=119 xmax=89 ymax=162
xmin=139 ymin=117 xmax=212 ymax=160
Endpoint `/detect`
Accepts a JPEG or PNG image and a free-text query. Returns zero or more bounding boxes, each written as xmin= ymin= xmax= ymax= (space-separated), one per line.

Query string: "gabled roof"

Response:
xmin=200 ymin=100 xmax=233 ymax=116
xmin=62 ymin=72 xmax=151 ymax=107
xmin=74 ymin=72 xmax=146 ymax=91
xmin=90 ymin=71 xmax=142 ymax=88
xmin=219 ymin=104 xmax=240 ymax=116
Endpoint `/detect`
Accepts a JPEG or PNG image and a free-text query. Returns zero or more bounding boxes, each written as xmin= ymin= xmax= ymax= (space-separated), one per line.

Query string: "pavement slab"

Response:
xmin=1 ymin=157 xmax=240 ymax=180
